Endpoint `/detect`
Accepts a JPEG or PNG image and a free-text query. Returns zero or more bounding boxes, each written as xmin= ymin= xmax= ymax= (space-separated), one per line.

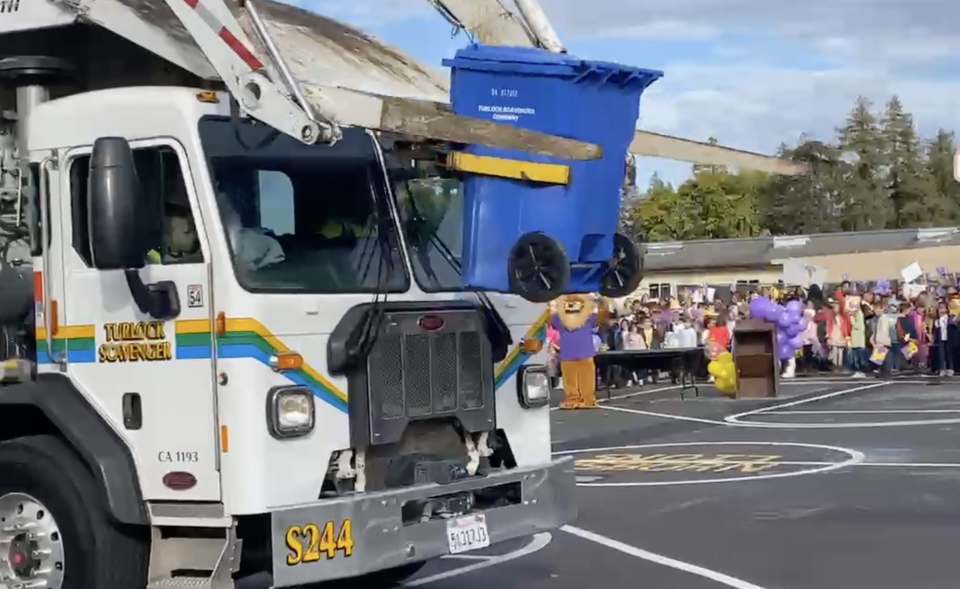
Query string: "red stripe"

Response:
xmin=219 ymin=27 xmax=264 ymax=71
xmin=183 ymin=0 xmax=199 ymax=8
xmin=33 ymin=272 xmax=42 ymax=302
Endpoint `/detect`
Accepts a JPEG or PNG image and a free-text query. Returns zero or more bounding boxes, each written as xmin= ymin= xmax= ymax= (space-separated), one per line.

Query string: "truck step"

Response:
xmin=147 ymin=579 xmax=214 ymax=589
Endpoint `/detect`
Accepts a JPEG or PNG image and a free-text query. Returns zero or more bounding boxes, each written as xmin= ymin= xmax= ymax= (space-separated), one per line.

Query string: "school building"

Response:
xmin=636 ymin=226 xmax=960 ymax=300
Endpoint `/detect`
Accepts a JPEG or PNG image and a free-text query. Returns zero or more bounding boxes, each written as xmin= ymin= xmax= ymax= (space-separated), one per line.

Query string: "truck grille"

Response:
xmin=366 ymin=308 xmax=495 ymax=445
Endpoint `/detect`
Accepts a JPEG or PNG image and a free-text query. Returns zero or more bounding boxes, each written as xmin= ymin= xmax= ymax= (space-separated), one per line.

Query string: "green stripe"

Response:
xmin=175 ymin=332 xmax=213 ymax=347
xmin=51 ymin=337 xmax=96 ymax=352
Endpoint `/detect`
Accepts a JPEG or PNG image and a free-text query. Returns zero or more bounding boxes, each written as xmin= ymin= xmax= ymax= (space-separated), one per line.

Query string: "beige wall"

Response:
xmin=782 ymin=245 xmax=960 ymax=282
xmin=634 ymin=244 xmax=960 ymax=297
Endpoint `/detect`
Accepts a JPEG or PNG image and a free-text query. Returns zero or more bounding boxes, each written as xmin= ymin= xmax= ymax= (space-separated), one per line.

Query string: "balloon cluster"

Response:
xmin=749 ymin=297 xmax=807 ymax=361
xmin=707 ymin=351 xmax=736 ymax=395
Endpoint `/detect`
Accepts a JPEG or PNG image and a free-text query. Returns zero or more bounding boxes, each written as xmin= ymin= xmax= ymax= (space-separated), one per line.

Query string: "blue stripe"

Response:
xmin=37 ymin=349 xmax=96 ymax=364
xmin=215 ymin=343 xmax=348 ymax=413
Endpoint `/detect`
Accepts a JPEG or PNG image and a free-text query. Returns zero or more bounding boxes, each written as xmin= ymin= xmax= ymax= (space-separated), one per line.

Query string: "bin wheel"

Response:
xmin=508 ymin=232 xmax=570 ymax=303
xmin=599 ymin=233 xmax=644 ymax=298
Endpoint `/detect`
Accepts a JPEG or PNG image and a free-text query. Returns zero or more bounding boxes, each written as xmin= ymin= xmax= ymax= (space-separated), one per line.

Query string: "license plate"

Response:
xmin=446 ymin=514 xmax=490 ymax=554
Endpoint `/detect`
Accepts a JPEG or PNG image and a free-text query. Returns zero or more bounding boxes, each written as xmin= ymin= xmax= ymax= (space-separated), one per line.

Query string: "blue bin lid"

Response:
xmin=442 ymin=44 xmax=663 ymax=89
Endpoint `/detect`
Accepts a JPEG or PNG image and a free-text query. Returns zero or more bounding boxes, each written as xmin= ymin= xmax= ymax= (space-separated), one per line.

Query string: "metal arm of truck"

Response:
xmin=425 ymin=0 xmax=808 ymax=175
xmin=160 ymin=0 xmax=600 ymax=156
xmin=159 ymin=0 xmax=334 ymax=143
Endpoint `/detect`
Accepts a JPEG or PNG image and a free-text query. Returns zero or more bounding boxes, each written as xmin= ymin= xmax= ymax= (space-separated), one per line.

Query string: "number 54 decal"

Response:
xmin=286 ymin=520 xmax=355 ymax=565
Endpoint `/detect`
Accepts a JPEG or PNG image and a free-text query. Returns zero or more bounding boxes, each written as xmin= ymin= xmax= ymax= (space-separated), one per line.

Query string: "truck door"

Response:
xmin=58 ymin=139 xmax=221 ymax=501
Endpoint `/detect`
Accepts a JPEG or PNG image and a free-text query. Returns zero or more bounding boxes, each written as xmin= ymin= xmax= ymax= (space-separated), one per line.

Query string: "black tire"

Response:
xmin=599 ymin=233 xmax=644 ymax=298
xmin=0 ymin=435 xmax=148 ymax=589
xmin=507 ymin=232 xmax=570 ymax=303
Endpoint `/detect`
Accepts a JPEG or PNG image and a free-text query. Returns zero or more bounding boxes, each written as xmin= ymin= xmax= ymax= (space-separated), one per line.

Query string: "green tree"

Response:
xmin=881 ymin=95 xmax=943 ymax=227
xmin=924 ymin=129 xmax=960 ymax=221
xmin=764 ymin=139 xmax=846 ymax=234
xmin=629 ymin=169 xmax=763 ymax=241
xmin=837 ymin=96 xmax=889 ymax=230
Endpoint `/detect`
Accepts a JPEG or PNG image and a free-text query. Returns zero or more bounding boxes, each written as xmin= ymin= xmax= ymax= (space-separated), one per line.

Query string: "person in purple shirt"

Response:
xmin=552 ymin=294 xmax=600 ymax=409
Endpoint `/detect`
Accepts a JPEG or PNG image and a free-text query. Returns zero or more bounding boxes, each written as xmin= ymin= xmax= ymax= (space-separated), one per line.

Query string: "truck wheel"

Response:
xmin=599 ymin=233 xmax=644 ymax=298
xmin=508 ymin=232 xmax=570 ymax=304
xmin=0 ymin=435 xmax=148 ymax=589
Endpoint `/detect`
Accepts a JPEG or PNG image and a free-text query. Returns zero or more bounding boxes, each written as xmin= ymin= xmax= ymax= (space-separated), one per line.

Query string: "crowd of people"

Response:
xmin=546 ymin=280 xmax=960 ymax=389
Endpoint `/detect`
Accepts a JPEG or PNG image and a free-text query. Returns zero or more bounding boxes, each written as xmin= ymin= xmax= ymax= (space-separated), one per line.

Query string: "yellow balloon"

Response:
xmin=717 ymin=351 xmax=733 ymax=364
xmin=708 ymin=361 xmax=722 ymax=376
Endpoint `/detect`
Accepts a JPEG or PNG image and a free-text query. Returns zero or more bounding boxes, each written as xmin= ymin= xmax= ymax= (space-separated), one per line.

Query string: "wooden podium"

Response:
xmin=732 ymin=320 xmax=780 ymax=398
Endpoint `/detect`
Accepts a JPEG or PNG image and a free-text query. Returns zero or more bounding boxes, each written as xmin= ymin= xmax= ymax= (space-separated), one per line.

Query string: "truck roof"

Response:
xmin=5 ymin=0 xmax=449 ymax=101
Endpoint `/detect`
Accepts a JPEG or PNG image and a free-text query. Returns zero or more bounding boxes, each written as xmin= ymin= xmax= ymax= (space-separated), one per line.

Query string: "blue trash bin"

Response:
xmin=443 ymin=45 xmax=662 ymax=302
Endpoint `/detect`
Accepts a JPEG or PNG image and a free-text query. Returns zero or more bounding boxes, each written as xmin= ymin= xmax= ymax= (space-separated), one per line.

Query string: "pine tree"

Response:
xmin=881 ymin=95 xmax=943 ymax=227
xmin=837 ymin=96 xmax=889 ymax=230
xmin=925 ymin=129 xmax=960 ymax=221
xmin=764 ymin=139 xmax=846 ymax=234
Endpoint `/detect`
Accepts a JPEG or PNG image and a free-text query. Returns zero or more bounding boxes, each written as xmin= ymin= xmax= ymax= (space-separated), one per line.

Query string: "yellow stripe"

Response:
xmin=174 ymin=319 xmax=211 ymax=334
xmin=219 ymin=318 xmax=343 ymax=400
xmin=447 ymin=152 xmax=571 ymax=185
xmin=35 ymin=325 xmax=96 ymax=340
xmin=495 ymin=309 xmax=551 ymax=378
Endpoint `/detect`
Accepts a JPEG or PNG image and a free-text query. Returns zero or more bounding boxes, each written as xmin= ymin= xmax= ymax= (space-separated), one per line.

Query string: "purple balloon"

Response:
xmin=778 ymin=343 xmax=794 ymax=360
xmin=786 ymin=300 xmax=803 ymax=315
xmin=749 ymin=296 xmax=769 ymax=319
xmin=788 ymin=335 xmax=804 ymax=349
xmin=784 ymin=322 xmax=802 ymax=338
xmin=766 ymin=305 xmax=784 ymax=324
xmin=777 ymin=312 xmax=794 ymax=329
xmin=798 ymin=317 xmax=809 ymax=331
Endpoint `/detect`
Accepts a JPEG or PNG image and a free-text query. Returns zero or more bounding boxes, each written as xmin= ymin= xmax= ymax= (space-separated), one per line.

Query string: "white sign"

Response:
xmin=901 ymin=262 xmax=923 ymax=284
xmin=446 ymin=514 xmax=490 ymax=555
xmin=954 ymin=148 xmax=960 ymax=182
xmin=782 ymin=259 xmax=826 ymax=287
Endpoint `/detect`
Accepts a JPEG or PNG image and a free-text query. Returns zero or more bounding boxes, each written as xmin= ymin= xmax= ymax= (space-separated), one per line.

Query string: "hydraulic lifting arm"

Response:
xmin=149 ymin=0 xmax=600 ymax=157
xmin=160 ymin=0 xmax=334 ymax=143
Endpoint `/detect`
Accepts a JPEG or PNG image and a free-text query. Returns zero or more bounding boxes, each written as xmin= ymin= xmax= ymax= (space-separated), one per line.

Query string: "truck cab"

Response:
xmin=0 ymin=3 xmax=575 ymax=588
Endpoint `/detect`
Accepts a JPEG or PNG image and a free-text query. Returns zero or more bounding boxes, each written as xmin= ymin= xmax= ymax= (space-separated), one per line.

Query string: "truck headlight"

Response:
xmin=517 ymin=365 xmax=551 ymax=409
xmin=266 ymin=386 xmax=315 ymax=439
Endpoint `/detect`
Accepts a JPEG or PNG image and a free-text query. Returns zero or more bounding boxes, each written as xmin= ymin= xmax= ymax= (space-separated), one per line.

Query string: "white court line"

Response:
xmin=440 ymin=554 xmax=492 ymax=561
xmin=763 ymin=409 xmax=960 ymax=415
xmin=550 ymin=384 xmax=683 ymax=411
xmin=725 ymin=382 xmax=960 ymax=428
xmin=402 ymin=532 xmax=552 ymax=587
xmin=553 ymin=441 xmax=864 ymax=487
xmin=726 ymin=382 xmax=887 ymax=422
xmin=562 ymin=525 xmax=770 ymax=589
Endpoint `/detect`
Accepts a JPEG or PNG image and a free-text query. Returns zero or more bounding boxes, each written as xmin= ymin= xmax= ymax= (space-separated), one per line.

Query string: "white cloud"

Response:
xmin=289 ymin=0 xmax=960 ymax=184
xmin=538 ymin=0 xmax=960 ymax=67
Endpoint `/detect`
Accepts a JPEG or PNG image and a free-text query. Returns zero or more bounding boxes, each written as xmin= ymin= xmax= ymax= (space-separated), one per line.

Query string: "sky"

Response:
xmin=288 ymin=0 xmax=960 ymax=188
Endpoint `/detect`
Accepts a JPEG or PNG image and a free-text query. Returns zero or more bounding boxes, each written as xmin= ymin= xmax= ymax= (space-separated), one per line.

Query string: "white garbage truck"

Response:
xmin=0 ymin=0 xmax=585 ymax=587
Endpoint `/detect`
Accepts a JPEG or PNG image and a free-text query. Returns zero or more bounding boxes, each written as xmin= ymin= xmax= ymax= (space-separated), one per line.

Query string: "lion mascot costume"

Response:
xmin=551 ymin=294 xmax=600 ymax=409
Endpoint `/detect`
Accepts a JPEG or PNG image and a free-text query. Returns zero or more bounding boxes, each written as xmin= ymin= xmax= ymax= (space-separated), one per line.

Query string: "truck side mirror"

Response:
xmin=88 ymin=137 xmax=160 ymax=269
xmin=88 ymin=138 xmax=178 ymax=320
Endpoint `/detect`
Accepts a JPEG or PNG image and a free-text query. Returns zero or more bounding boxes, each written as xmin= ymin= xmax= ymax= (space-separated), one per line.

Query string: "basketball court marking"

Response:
xmin=553 ymin=441 xmax=864 ymax=487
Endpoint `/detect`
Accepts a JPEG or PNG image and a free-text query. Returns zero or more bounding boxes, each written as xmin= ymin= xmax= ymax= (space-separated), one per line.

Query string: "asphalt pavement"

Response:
xmin=248 ymin=376 xmax=960 ymax=588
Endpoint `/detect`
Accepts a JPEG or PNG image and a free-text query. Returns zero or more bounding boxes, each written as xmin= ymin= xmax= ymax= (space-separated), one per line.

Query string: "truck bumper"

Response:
xmin=269 ymin=457 xmax=577 ymax=587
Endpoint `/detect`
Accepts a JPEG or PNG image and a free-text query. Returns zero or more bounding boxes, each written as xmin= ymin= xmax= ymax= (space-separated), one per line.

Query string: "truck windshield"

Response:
xmin=391 ymin=166 xmax=464 ymax=292
xmin=198 ymin=117 xmax=408 ymax=294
